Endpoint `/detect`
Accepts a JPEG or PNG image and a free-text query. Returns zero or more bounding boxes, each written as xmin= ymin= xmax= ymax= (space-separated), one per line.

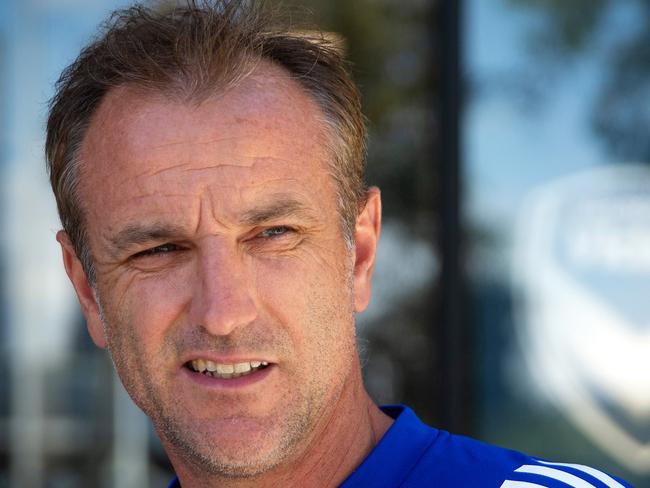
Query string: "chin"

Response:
xmin=181 ymin=435 xmax=292 ymax=479
xmin=200 ymin=449 xmax=285 ymax=479
xmin=159 ymin=414 xmax=302 ymax=479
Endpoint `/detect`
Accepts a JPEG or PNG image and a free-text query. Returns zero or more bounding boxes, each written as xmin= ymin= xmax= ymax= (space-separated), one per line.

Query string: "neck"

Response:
xmin=172 ymin=368 xmax=393 ymax=488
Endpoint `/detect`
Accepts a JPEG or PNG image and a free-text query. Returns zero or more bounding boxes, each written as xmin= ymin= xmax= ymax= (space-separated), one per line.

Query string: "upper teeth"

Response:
xmin=190 ymin=359 xmax=268 ymax=378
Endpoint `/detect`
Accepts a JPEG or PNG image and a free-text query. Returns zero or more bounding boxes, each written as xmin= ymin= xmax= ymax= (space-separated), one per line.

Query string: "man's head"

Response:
xmin=46 ymin=0 xmax=367 ymax=282
xmin=47 ymin=0 xmax=382 ymax=482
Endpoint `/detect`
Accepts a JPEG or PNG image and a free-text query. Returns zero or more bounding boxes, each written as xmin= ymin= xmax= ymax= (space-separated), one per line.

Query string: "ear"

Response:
xmin=353 ymin=187 xmax=382 ymax=313
xmin=57 ymin=231 xmax=107 ymax=349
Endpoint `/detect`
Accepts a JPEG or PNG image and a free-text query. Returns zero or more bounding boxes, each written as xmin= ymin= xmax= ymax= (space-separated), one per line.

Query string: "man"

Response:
xmin=46 ymin=1 xmax=632 ymax=486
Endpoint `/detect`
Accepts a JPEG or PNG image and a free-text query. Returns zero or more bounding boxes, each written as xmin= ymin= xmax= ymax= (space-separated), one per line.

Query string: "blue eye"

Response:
xmin=260 ymin=226 xmax=292 ymax=238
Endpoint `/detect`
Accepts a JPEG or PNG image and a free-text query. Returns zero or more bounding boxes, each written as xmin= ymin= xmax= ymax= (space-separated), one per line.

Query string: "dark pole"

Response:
xmin=435 ymin=0 xmax=470 ymax=434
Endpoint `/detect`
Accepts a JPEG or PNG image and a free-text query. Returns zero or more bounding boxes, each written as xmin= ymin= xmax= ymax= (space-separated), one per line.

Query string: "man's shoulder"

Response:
xmin=341 ymin=405 xmax=633 ymax=488
xmin=401 ymin=427 xmax=632 ymax=488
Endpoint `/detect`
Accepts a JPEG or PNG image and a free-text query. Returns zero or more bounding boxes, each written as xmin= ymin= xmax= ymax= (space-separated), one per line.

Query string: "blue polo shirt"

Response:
xmin=341 ymin=406 xmax=632 ymax=487
xmin=168 ymin=405 xmax=632 ymax=487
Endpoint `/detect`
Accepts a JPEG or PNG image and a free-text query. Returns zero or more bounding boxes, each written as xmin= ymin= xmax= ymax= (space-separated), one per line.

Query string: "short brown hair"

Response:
xmin=46 ymin=0 xmax=367 ymax=281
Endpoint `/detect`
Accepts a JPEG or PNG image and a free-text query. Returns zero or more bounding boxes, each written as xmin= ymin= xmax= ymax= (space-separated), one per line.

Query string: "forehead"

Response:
xmin=77 ymin=63 xmax=337 ymax=233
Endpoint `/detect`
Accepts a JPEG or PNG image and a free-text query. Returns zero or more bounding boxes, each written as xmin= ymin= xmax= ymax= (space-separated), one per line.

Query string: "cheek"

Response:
xmin=102 ymin=268 xmax=193 ymax=354
xmin=255 ymin=249 xmax=356 ymax=361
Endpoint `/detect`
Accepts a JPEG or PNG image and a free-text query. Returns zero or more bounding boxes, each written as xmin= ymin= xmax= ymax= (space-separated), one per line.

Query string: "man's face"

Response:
xmin=61 ymin=64 xmax=379 ymax=477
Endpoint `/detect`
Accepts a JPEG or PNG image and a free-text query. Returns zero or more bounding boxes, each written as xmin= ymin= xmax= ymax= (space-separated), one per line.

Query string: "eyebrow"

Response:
xmin=106 ymin=223 xmax=187 ymax=255
xmin=240 ymin=198 xmax=316 ymax=226
xmin=105 ymin=197 xmax=316 ymax=254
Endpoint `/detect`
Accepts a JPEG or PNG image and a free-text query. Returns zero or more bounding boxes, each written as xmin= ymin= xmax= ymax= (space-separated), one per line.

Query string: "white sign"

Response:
xmin=513 ymin=164 xmax=650 ymax=474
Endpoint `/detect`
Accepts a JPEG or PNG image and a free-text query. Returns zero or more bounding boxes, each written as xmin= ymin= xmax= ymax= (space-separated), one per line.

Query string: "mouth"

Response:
xmin=185 ymin=359 xmax=271 ymax=380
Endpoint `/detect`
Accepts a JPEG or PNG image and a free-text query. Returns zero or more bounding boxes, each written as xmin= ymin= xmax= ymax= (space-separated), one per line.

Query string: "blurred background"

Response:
xmin=1 ymin=0 xmax=649 ymax=486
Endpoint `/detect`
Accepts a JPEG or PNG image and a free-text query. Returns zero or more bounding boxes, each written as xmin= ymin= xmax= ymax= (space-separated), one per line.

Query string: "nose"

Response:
xmin=189 ymin=240 xmax=258 ymax=336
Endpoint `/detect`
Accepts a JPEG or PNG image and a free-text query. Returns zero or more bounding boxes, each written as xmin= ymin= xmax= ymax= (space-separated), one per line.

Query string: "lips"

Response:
xmin=187 ymin=359 xmax=270 ymax=379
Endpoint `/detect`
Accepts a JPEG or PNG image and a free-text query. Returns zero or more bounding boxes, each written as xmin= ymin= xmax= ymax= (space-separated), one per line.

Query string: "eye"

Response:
xmin=259 ymin=226 xmax=293 ymax=238
xmin=132 ymin=243 xmax=182 ymax=259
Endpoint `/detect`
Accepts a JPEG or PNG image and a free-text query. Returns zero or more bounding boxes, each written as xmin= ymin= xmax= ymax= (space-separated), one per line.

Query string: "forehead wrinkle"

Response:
xmin=132 ymin=162 xmax=195 ymax=180
xmin=155 ymin=156 xmax=305 ymax=176
xmin=128 ymin=161 xmax=255 ymax=187
xmin=231 ymin=175 xmax=305 ymax=185
xmin=145 ymin=135 xmax=244 ymax=151
xmin=119 ymin=192 xmax=198 ymax=205
xmin=195 ymin=188 xmax=232 ymax=236
xmin=200 ymin=177 xmax=305 ymax=193
xmin=126 ymin=156 xmax=286 ymax=188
